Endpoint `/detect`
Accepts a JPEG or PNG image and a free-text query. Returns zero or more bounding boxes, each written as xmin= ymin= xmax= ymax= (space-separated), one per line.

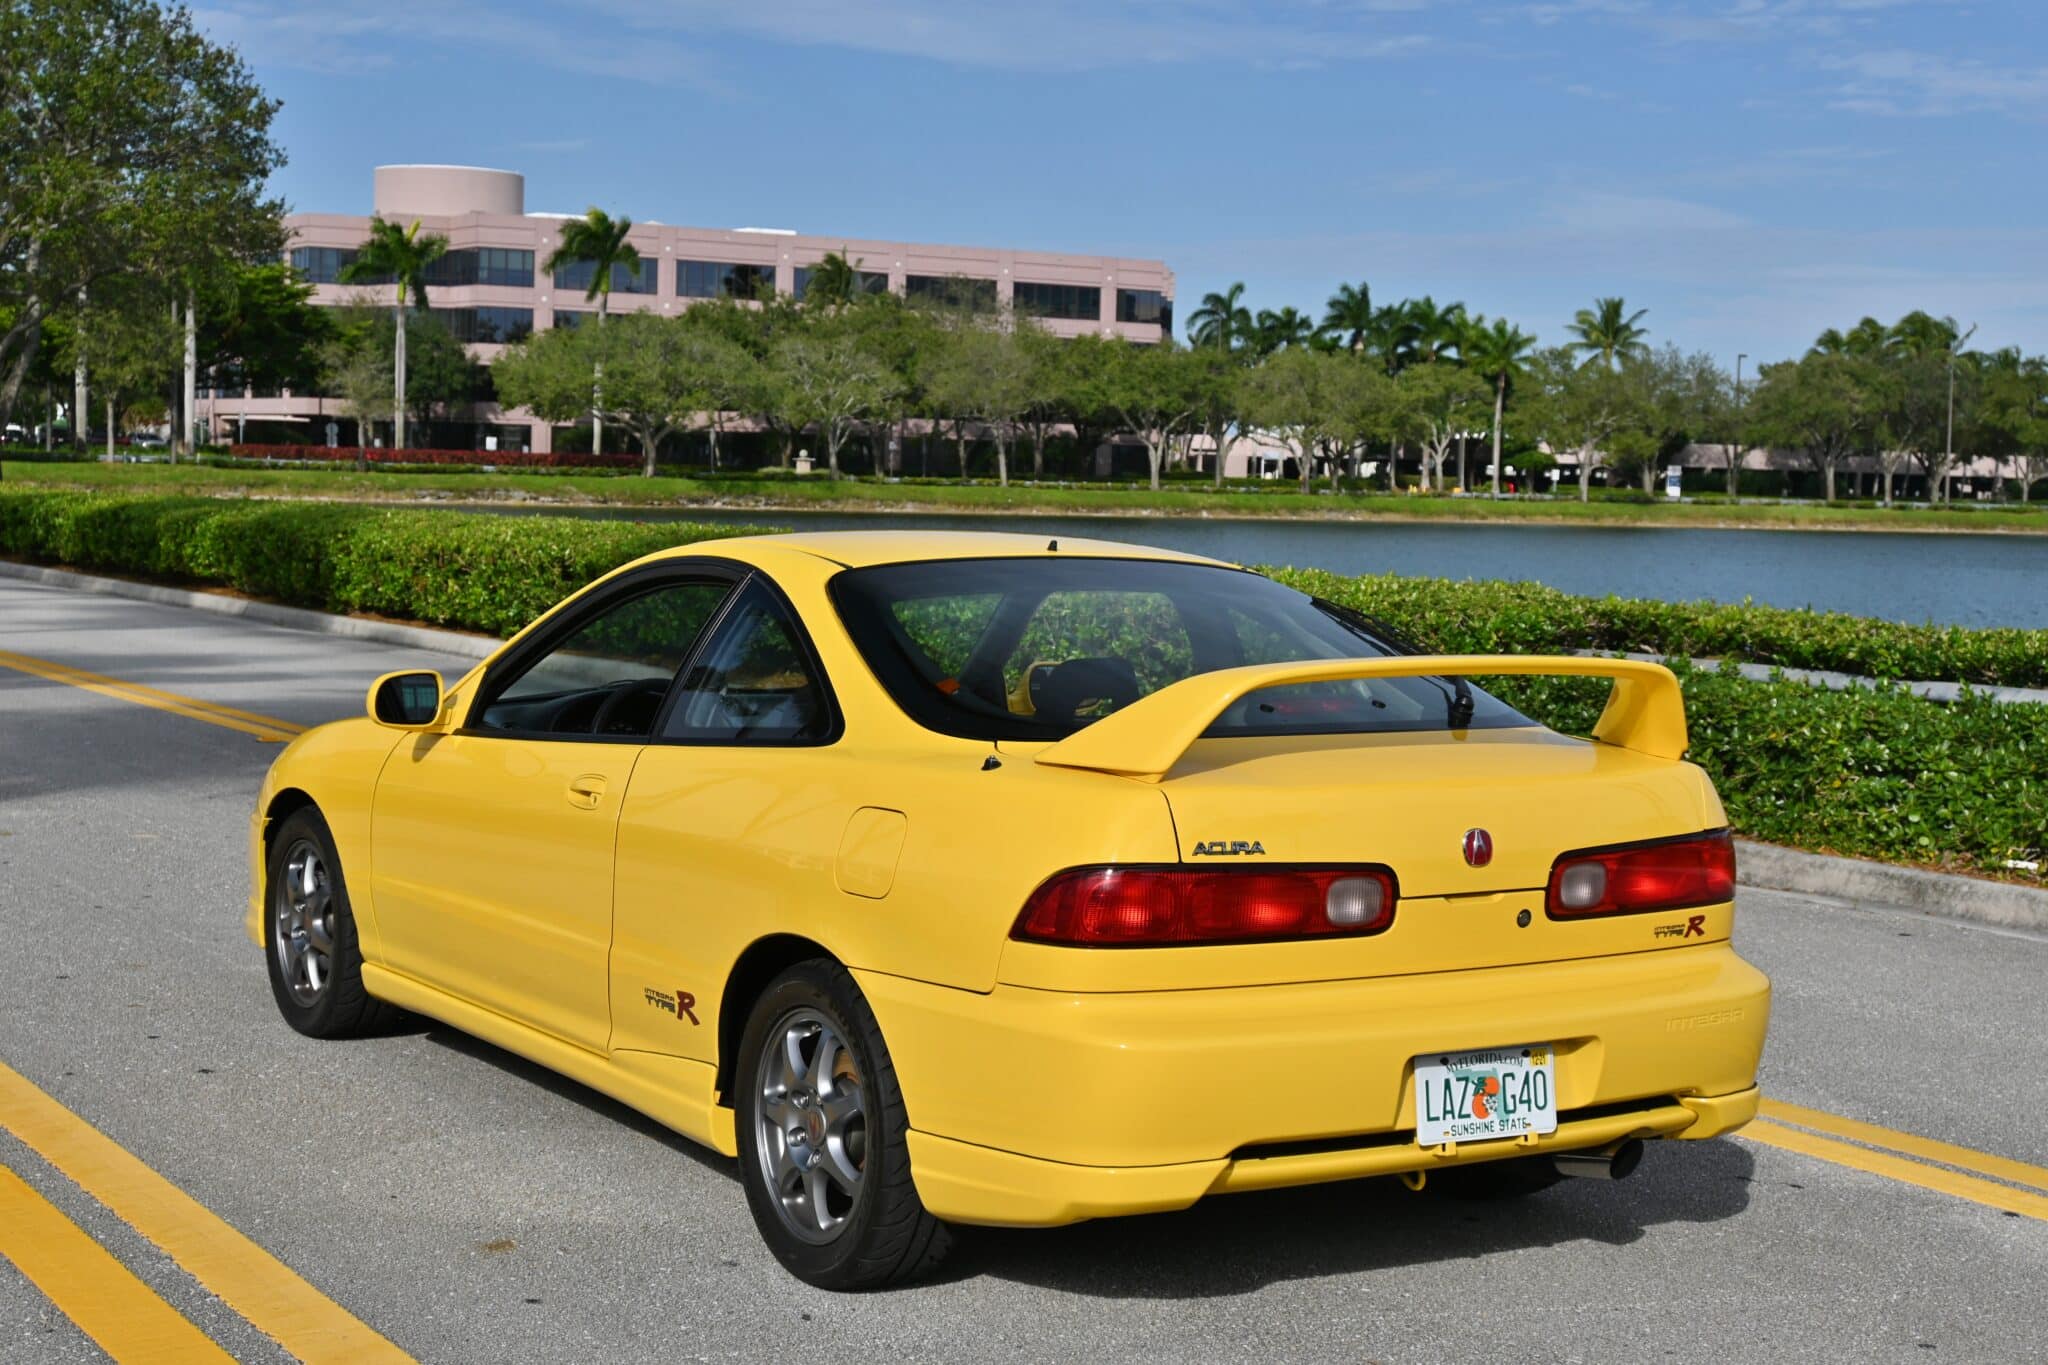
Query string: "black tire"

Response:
xmin=1426 ymin=1155 xmax=1565 ymax=1200
xmin=734 ymin=960 xmax=953 ymax=1290
xmin=263 ymin=807 xmax=399 ymax=1039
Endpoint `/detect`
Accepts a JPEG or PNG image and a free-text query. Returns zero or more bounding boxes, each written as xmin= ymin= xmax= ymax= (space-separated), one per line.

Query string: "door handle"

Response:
xmin=567 ymin=774 xmax=607 ymax=809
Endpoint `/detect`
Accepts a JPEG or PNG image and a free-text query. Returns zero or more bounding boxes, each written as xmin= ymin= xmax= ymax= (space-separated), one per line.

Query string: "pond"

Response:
xmin=464 ymin=505 xmax=2048 ymax=629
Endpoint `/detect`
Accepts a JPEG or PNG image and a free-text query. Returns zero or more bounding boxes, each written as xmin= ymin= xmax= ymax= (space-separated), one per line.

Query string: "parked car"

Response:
xmin=126 ymin=431 xmax=169 ymax=450
xmin=251 ymin=532 xmax=1770 ymax=1288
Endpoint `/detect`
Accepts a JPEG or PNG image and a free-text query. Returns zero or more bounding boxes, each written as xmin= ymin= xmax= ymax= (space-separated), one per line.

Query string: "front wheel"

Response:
xmin=263 ymin=807 xmax=398 ymax=1039
xmin=734 ymin=960 xmax=952 ymax=1289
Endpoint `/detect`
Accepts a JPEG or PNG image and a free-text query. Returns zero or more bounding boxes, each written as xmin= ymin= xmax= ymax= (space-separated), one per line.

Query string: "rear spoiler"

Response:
xmin=1032 ymin=654 xmax=1687 ymax=782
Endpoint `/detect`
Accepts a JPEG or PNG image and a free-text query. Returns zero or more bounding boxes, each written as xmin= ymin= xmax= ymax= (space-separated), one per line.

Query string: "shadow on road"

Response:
xmin=416 ymin=1022 xmax=1755 ymax=1299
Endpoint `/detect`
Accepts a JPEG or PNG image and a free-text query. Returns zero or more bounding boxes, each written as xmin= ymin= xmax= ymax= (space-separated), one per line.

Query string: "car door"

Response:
xmin=610 ymin=575 xmax=845 ymax=1062
xmin=370 ymin=567 xmax=738 ymax=1052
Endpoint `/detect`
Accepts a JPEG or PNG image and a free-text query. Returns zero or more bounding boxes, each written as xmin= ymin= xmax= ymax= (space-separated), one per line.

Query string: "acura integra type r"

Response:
xmin=250 ymin=532 xmax=1770 ymax=1289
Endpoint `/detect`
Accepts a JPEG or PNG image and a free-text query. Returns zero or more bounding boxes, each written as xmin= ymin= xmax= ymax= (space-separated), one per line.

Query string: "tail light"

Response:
xmin=1012 ymin=866 xmax=1397 ymax=947
xmin=1546 ymin=831 xmax=1736 ymax=919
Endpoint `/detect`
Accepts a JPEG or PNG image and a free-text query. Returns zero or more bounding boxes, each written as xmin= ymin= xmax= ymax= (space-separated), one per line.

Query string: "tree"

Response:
xmin=0 ymin=0 xmax=286 ymax=435
xmin=801 ymin=251 xmax=862 ymax=308
xmin=318 ymin=334 xmax=392 ymax=455
xmin=1240 ymin=348 xmax=1358 ymax=493
xmin=1750 ymin=352 xmax=1878 ymax=503
xmin=58 ymin=281 xmax=179 ymax=454
xmin=1187 ymin=283 xmax=1252 ymax=351
xmin=1396 ymin=362 xmax=1491 ymax=492
xmin=1400 ymin=297 xmax=1467 ymax=367
xmin=202 ymin=261 xmax=331 ymax=399
xmin=544 ymin=208 xmax=641 ymax=455
xmin=1614 ymin=346 xmax=1730 ymax=497
xmin=1569 ymin=297 xmax=1649 ymax=371
xmin=338 ymin=217 xmax=448 ymax=450
xmin=1960 ymin=348 xmax=2048 ymax=502
xmin=772 ymin=311 xmax=902 ymax=479
xmin=322 ymin=304 xmax=478 ymax=449
xmin=1251 ymin=306 xmax=1316 ymax=358
xmin=495 ymin=312 xmax=710 ymax=475
xmin=922 ymin=311 xmax=1039 ymax=485
xmin=1095 ymin=341 xmax=1206 ymax=490
xmin=1527 ymin=346 xmax=1632 ymax=501
xmin=1320 ymin=282 xmax=1374 ymax=352
xmin=1462 ymin=316 xmax=1537 ymax=498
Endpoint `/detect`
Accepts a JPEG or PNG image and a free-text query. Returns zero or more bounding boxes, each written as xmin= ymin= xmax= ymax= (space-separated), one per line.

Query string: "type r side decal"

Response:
xmin=643 ymin=987 xmax=701 ymax=1025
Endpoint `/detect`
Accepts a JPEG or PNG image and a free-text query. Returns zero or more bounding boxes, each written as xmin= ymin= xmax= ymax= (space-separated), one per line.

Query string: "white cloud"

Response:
xmin=1822 ymin=48 xmax=2048 ymax=117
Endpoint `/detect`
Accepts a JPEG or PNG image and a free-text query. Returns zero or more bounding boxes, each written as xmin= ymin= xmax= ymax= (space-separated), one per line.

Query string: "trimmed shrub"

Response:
xmin=1269 ymin=567 xmax=2048 ymax=690
xmin=0 ymin=490 xmax=775 ymax=637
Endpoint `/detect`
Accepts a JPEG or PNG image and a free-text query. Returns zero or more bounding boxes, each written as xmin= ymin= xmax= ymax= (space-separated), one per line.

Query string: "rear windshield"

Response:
xmin=829 ymin=557 xmax=1529 ymax=742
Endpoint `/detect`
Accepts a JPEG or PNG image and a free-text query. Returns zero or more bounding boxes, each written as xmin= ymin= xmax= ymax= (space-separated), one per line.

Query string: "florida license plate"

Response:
xmin=1414 ymin=1045 xmax=1558 ymax=1146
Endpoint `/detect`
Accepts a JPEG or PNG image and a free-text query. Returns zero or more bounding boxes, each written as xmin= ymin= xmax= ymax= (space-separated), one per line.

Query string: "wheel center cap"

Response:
xmin=801 ymin=1105 xmax=825 ymax=1146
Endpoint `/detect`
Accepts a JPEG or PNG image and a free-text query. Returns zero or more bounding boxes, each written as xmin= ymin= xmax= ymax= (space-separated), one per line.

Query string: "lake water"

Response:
xmin=467 ymin=505 xmax=2048 ymax=629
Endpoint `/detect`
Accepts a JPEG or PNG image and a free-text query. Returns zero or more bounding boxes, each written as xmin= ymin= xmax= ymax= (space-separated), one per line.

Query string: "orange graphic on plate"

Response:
xmin=1472 ymin=1074 xmax=1502 ymax=1119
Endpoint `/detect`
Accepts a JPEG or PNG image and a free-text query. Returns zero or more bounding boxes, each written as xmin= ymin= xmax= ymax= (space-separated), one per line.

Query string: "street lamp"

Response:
xmin=1945 ymin=323 xmax=1978 ymax=504
xmin=1733 ymin=353 xmax=1746 ymax=500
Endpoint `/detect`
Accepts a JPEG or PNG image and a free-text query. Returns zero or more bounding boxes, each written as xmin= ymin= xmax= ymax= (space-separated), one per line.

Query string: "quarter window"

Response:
xmin=476 ymin=578 xmax=734 ymax=738
xmin=662 ymin=580 xmax=833 ymax=743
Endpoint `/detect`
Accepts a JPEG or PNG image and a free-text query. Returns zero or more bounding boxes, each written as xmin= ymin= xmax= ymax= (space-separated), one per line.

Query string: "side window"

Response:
xmin=662 ymin=580 xmax=833 ymax=743
xmin=476 ymin=578 xmax=732 ymax=737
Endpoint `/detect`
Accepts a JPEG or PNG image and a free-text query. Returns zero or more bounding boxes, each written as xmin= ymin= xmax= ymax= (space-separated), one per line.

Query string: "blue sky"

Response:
xmin=196 ymin=1 xmax=2047 ymax=366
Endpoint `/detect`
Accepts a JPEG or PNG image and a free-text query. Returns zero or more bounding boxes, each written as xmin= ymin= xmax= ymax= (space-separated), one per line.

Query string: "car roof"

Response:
xmin=670 ymin=530 xmax=1239 ymax=571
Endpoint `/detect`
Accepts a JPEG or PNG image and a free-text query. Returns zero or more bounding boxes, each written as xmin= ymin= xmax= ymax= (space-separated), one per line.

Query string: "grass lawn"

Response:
xmin=9 ymin=459 xmax=2048 ymax=532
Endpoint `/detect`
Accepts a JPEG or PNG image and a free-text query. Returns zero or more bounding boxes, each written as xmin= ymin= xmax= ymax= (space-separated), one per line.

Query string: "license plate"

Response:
xmin=1414 ymin=1045 xmax=1558 ymax=1146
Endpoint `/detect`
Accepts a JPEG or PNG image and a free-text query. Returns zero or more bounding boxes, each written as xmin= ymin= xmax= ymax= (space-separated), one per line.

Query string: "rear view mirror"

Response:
xmin=368 ymin=670 xmax=445 ymax=730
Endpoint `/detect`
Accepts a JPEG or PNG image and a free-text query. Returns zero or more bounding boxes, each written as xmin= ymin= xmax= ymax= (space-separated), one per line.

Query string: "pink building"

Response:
xmin=212 ymin=165 xmax=1176 ymax=454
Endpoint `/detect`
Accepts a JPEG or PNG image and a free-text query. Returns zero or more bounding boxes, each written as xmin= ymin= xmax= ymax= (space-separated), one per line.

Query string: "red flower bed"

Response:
xmin=226 ymin=443 xmax=638 ymax=469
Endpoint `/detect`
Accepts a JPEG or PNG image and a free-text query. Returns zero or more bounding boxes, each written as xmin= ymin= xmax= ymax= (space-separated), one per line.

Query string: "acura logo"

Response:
xmin=1463 ymin=828 xmax=1494 ymax=868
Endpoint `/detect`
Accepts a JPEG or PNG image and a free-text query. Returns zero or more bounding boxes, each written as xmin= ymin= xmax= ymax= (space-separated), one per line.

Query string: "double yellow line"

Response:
xmin=0 ymin=649 xmax=305 ymax=742
xmin=1742 ymin=1098 xmax=2048 ymax=1220
xmin=0 ymin=1061 xmax=412 ymax=1362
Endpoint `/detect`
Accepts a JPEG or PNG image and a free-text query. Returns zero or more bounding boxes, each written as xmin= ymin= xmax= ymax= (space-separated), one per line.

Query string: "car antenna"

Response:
xmin=1046 ymin=538 xmax=1058 ymax=552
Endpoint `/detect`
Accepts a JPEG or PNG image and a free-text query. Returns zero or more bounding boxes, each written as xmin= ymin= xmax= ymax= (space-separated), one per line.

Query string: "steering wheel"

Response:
xmin=1031 ymin=657 xmax=1142 ymax=727
xmin=587 ymin=677 xmax=671 ymax=736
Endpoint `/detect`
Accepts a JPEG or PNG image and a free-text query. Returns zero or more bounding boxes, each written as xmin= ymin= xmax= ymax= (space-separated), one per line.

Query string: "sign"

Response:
xmin=1664 ymin=465 xmax=1683 ymax=499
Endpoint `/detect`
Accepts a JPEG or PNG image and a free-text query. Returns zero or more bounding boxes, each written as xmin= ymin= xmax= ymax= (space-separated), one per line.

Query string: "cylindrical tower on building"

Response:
xmin=371 ymin=165 xmax=525 ymax=218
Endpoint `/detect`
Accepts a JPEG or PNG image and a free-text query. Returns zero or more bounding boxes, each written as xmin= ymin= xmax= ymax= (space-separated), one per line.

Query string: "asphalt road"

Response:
xmin=2 ymin=574 xmax=2045 ymax=1364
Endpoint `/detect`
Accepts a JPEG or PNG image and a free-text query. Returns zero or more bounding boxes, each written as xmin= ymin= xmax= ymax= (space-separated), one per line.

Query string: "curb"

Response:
xmin=1736 ymin=839 xmax=2048 ymax=933
xmin=9 ymin=557 xmax=2043 ymax=934
xmin=0 ymin=560 xmax=498 ymax=660
xmin=1586 ymin=650 xmax=2048 ymax=707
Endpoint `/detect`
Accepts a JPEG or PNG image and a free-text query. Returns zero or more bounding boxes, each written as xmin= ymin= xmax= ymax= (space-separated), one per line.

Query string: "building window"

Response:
xmin=677 ymin=260 xmax=777 ymax=299
xmin=422 ymin=248 xmax=537 ymax=289
xmin=553 ymin=258 xmax=658 ymax=295
xmin=1117 ymin=289 xmax=1173 ymax=331
xmin=792 ymin=266 xmax=890 ymax=300
xmin=1013 ymin=281 xmax=1102 ymax=321
xmin=433 ymin=307 xmax=534 ymax=344
xmin=906 ymin=275 xmax=997 ymax=311
xmin=289 ymin=246 xmax=360 ymax=285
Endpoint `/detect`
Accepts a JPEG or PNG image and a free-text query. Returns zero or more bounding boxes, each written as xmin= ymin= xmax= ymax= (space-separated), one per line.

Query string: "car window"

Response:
xmin=475 ymin=578 xmax=732 ymax=738
xmin=831 ymin=557 xmax=1529 ymax=742
xmin=662 ymin=580 xmax=833 ymax=744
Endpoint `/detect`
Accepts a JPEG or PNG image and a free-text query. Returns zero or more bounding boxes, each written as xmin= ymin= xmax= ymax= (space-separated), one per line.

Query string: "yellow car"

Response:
xmin=250 ymin=532 xmax=1769 ymax=1289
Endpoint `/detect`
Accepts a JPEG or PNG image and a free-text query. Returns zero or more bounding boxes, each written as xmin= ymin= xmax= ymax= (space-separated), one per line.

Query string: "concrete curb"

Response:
xmin=1582 ymin=649 xmax=2048 ymax=707
xmin=10 ymin=557 xmax=2044 ymax=933
xmin=0 ymin=560 xmax=497 ymax=660
xmin=1736 ymin=839 xmax=2048 ymax=932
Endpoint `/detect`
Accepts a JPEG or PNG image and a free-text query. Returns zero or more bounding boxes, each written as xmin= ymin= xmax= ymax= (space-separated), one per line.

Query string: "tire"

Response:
xmin=734 ymin=960 xmax=953 ymax=1290
xmin=1426 ymin=1155 xmax=1565 ymax=1200
xmin=263 ymin=807 xmax=399 ymax=1039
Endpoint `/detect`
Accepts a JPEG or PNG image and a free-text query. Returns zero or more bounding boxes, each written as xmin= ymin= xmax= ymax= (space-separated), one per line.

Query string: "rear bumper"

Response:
xmin=854 ymin=945 xmax=1768 ymax=1226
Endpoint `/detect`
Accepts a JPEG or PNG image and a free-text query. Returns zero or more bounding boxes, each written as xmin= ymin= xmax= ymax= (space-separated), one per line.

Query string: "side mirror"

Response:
xmin=368 ymin=670 xmax=446 ymax=730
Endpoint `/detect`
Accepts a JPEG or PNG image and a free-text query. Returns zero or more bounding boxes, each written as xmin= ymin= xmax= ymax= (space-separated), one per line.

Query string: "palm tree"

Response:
xmin=1320 ymin=281 xmax=1374 ymax=351
xmin=1362 ymin=303 xmax=1419 ymax=374
xmin=1569 ymin=297 xmax=1649 ymax=370
xmin=1252 ymin=306 xmax=1316 ymax=356
xmin=1887 ymin=309 xmax=1961 ymax=358
xmin=545 ymin=207 xmax=642 ymax=455
xmin=1403 ymin=296 xmax=1467 ymax=365
xmin=1810 ymin=317 xmax=1890 ymax=357
xmin=339 ymin=217 xmax=448 ymax=450
xmin=803 ymin=250 xmax=860 ymax=307
xmin=1463 ymin=316 xmax=1537 ymax=498
xmin=1187 ymin=282 xmax=1252 ymax=351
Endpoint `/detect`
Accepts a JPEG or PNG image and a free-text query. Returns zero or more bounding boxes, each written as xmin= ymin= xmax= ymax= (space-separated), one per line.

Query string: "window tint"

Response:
xmin=831 ymin=558 xmax=1527 ymax=742
xmin=1013 ymin=281 xmax=1101 ymax=321
xmin=662 ymin=580 xmax=832 ymax=743
xmin=476 ymin=579 xmax=732 ymax=737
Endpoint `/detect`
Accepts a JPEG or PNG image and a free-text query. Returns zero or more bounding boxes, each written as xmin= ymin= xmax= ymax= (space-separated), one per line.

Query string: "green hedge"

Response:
xmin=1269 ymin=567 xmax=2048 ymax=690
xmin=1488 ymin=666 xmax=2044 ymax=883
xmin=0 ymin=490 xmax=774 ymax=637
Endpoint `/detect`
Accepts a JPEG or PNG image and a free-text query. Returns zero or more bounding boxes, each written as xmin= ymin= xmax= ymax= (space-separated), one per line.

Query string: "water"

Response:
xmin=465 ymin=505 xmax=2048 ymax=629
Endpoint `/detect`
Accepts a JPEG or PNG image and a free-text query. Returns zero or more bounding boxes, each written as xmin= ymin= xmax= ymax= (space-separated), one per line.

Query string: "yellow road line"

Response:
xmin=0 ymin=1164 xmax=234 ymax=1364
xmin=0 ymin=1061 xmax=413 ymax=1363
xmin=1741 ymin=1118 xmax=2048 ymax=1222
xmin=1760 ymin=1097 xmax=2048 ymax=1195
xmin=0 ymin=649 xmax=304 ymax=742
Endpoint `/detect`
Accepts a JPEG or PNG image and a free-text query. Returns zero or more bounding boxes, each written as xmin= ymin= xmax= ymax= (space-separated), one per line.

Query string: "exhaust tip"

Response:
xmin=1552 ymin=1137 xmax=1645 ymax=1181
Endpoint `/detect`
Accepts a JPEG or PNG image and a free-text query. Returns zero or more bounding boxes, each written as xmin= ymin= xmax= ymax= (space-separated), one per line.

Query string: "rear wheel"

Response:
xmin=734 ymin=960 xmax=952 ymax=1289
xmin=264 ymin=808 xmax=398 ymax=1039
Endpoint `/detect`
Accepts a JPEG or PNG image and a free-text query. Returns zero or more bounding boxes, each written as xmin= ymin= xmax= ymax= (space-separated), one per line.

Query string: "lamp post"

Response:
xmin=1945 ymin=323 xmax=1977 ymax=504
xmin=1732 ymin=353 xmax=1746 ymax=501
